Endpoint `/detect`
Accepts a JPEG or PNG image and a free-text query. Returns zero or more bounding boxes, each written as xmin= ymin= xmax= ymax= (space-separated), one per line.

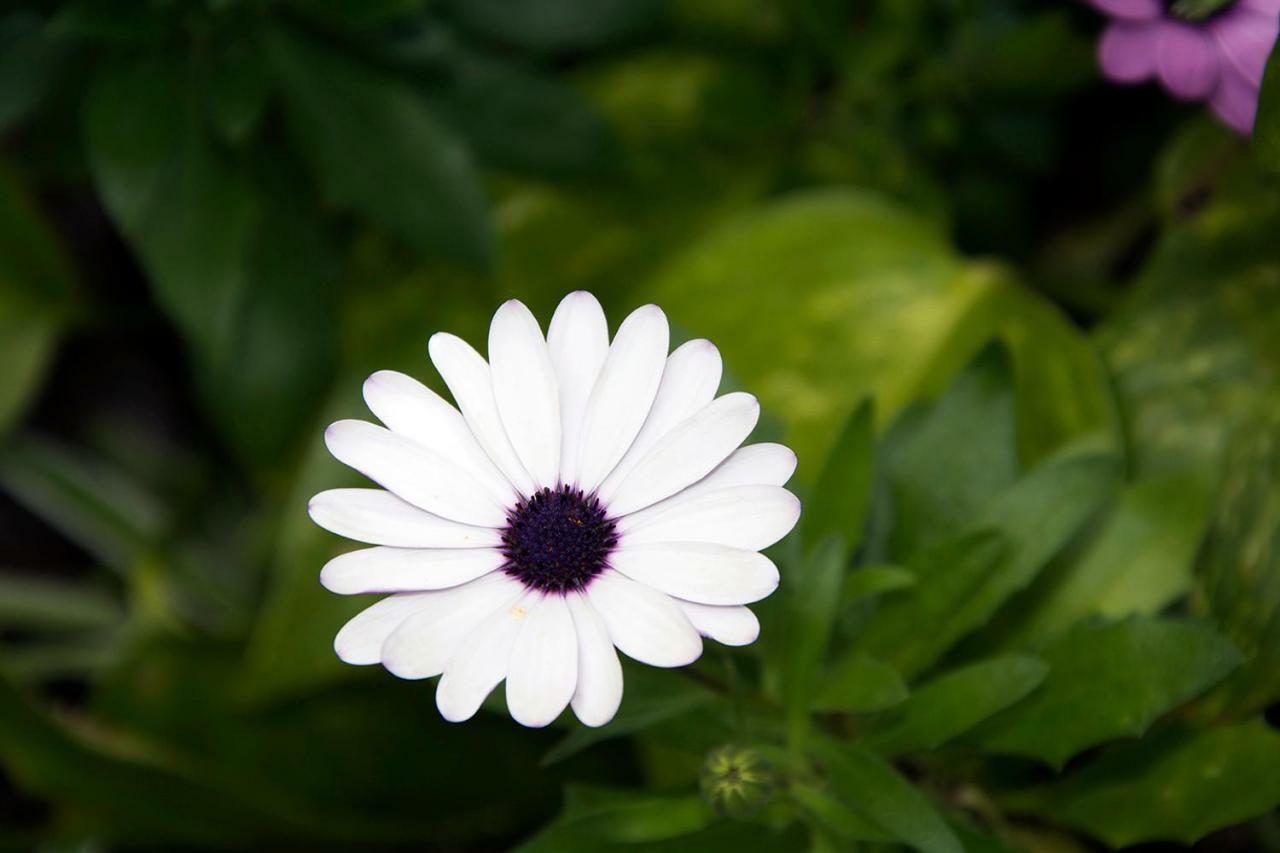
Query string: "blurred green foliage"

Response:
xmin=2 ymin=0 xmax=1280 ymax=850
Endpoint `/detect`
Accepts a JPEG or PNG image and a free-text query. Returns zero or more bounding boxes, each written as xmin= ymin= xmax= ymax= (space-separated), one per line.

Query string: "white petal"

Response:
xmin=566 ymin=592 xmax=623 ymax=727
xmin=325 ymin=420 xmax=509 ymax=527
xmin=548 ymin=292 xmax=610 ymax=487
xmin=676 ymin=601 xmax=760 ymax=647
xmin=610 ymin=543 xmax=779 ymax=605
xmin=380 ymin=573 xmax=524 ymax=679
xmin=489 ymin=300 xmax=561 ymax=489
xmin=697 ymin=442 xmax=798 ymax=490
xmin=428 ymin=333 xmax=537 ymax=497
xmin=506 ymin=594 xmax=578 ymax=728
xmin=363 ymin=371 xmax=518 ymax=506
xmin=597 ymin=339 xmax=722 ymax=499
xmin=575 ymin=305 xmax=669 ymax=492
xmin=617 ymin=485 xmax=800 ymax=551
xmin=309 ymin=488 xmax=503 ymax=549
xmin=586 ymin=569 xmax=701 ymax=667
xmin=332 ymin=592 xmax=437 ymax=665
xmin=320 ymin=547 xmax=504 ymax=595
xmin=435 ymin=590 xmax=537 ymax=723
xmin=602 ymin=393 xmax=760 ymax=517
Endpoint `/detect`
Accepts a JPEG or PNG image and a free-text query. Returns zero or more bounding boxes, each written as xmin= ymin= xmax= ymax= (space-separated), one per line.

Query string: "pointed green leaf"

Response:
xmin=969 ymin=617 xmax=1241 ymax=766
xmin=783 ymin=537 xmax=846 ymax=750
xmin=801 ymin=400 xmax=874 ymax=553
xmin=813 ymin=655 xmax=908 ymax=713
xmin=840 ymin=565 xmax=915 ymax=607
xmin=1007 ymin=718 xmax=1280 ymax=847
xmin=866 ymin=655 xmax=1047 ymax=756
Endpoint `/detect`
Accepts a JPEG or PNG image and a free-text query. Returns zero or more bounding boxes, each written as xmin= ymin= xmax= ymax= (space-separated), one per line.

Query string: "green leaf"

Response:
xmin=801 ymin=400 xmax=874 ymax=553
xmin=1007 ymin=718 xmax=1280 ymax=847
xmin=782 ymin=537 xmax=846 ymax=750
xmin=0 ymin=13 xmax=63 ymax=131
xmin=204 ymin=35 xmax=271 ymax=145
xmin=840 ymin=564 xmax=915 ymax=607
xmin=813 ymin=654 xmax=908 ymax=713
xmin=542 ymin=666 xmax=717 ymax=765
xmin=647 ymin=190 xmax=1116 ymax=480
xmin=853 ymin=443 xmax=1118 ymax=680
xmin=789 ymin=782 xmax=893 ymax=842
xmin=524 ymin=786 xmax=715 ymax=847
xmin=0 ymin=574 xmax=121 ymax=632
xmin=865 ymin=655 xmax=1047 ymax=756
xmin=872 ymin=344 xmax=1019 ymax=558
xmin=1253 ymin=38 xmax=1280 ymax=178
xmin=84 ymin=59 xmax=337 ymax=464
xmin=1192 ymin=404 xmax=1280 ymax=718
xmin=445 ymin=0 xmax=663 ymax=53
xmin=820 ymin=741 xmax=962 ymax=853
xmin=989 ymin=474 xmax=1212 ymax=649
xmin=968 ymin=617 xmax=1241 ymax=766
xmin=265 ymin=27 xmax=492 ymax=267
xmin=0 ymin=161 xmax=76 ymax=434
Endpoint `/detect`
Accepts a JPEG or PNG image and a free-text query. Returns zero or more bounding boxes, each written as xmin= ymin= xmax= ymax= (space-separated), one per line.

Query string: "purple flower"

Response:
xmin=1089 ymin=0 xmax=1280 ymax=133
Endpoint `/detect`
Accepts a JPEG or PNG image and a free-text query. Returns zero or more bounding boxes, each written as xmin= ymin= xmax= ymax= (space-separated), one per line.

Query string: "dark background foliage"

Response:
xmin=2 ymin=0 xmax=1280 ymax=850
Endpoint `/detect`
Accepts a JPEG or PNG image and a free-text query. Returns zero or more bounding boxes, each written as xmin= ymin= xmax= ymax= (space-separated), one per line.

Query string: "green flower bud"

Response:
xmin=699 ymin=744 xmax=773 ymax=819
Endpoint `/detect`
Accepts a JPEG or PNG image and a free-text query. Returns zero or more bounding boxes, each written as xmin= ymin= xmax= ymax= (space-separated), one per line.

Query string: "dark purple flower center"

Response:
xmin=501 ymin=485 xmax=617 ymax=593
xmin=1167 ymin=0 xmax=1234 ymax=21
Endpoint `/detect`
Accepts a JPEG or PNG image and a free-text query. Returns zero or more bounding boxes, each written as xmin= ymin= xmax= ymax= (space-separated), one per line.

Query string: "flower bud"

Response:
xmin=699 ymin=744 xmax=773 ymax=819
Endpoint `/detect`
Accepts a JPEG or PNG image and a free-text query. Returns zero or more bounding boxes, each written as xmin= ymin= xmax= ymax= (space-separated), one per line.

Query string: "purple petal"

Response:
xmin=1157 ymin=21 xmax=1220 ymax=99
xmin=1240 ymin=0 xmax=1280 ymax=16
xmin=1210 ymin=65 xmax=1260 ymax=134
xmin=1088 ymin=0 xmax=1162 ymax=21
xmin=1099 ymin=22 xmax=1161 ymax=83
xmin=1211 ymin=8 xmax=1279 ymax=87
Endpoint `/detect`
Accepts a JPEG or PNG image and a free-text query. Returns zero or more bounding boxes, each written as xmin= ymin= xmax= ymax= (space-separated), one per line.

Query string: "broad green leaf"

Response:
xmin=542 ymin=666 xmax=717 ymax=765
xmin=782 ymin=537 xmax=845 ymax=750
xmin=1006 ymin=718 xmax=1280 ymax=847
xmin=0 ymin=574 xmax=121 ymax=632
xmin=801 ymin=400 xmax=874 ymax=552
xmin=84 ymin=60 xmax=336 ymax=464
xmin=0 ymin=162 xmax=76 ymax=434
xmin=865 ymin=655 xmax=1047 ymax=756
xmin=820 ymin=741 xmax=961 ymax=853
xmin=988 ymin=473 xmax=1212 ymax=649
xmin=853 ymin=444 xmax=1118 ymax=680
xmin=1192 ymin=404 xmax=1280 ymax=718
xmin=265 ymin=27 xmax=492 ymax=267
xmin=872 ymin=344 xmax=1019 ymax=558
xmin=840 ymin=564 xmax=915 ymax=607
xmin=647 ymin=190 xmax=1117 ymax=480
xmin=969 ymin=617 xmax=1241 ymax=766
xmin=813 ymin=654 xmax=908 ymax=713
xmin=527 ymin=786 xmax=714 ymax=846
xmin=446 ymin=0 xmax=663 ymax=53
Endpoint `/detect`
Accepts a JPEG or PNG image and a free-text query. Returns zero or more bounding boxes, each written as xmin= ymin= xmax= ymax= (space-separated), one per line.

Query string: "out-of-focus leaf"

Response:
xmin=0 ymin=435 xmax=165 ymax=573
xmin=519 ymin=786 xmax=713 ymax=848
xmin=1 ymin=636 xmax=119 ymax=681
xmin=648 ymin=190 xmax=1117 ymax=480
xmin=543 ymin=666 xmax=717 ymax=766
xmin=987 ymin=474 xmax=1212 ymax=650
xmin=0 ymin=13 xmax=63 ymax=131
xmin=1254 ymin=41 xmax=1280 ymax=177
xmin=854 ymin=442 xmax=1117 ymax=680
xmin=782 ymin=537 xmax=845 ymax=750
xmin=445 ymin=0 xmax=663 ymax=53
xmin=840 ymin=564 xmax=915 ymax=607
xmin=410 ymin=41 xmax=619 ymax=177
xmin=265 ymin=27 xmax=492 ymax=267
xmin=84 ymin=59 xmax=337 ymax=464
xmin=1006 ymin=718 xmax=1280 ymax=847
xmin=789 ymin=782 xmax=893 ymax=842
xmin=0 ymin=162 xmax=76 ymax=433
xmin=812 ymin=654 xmax=907 ymax=713
xmin=1193 ymin=404 xmax=1280 ymax=718
xmin=872 ymin=344 xmax=1018 ymax=558
xmin=520 ymin=819 xmax=803 ymax=853
xmin=820 ymin=740 xmax=961 ymax=853
xmin=801 ymin=400 xmax=874 ymax=552
xmin=969 ymin=617 xmax=1241 ymax=767
xmin=865 ymin=655 xmax=1047 ymax=756
xmin=0 ymin=574 xmax=121 ymax=632
xmin=204 ymin=36 xmax=270 ymax=145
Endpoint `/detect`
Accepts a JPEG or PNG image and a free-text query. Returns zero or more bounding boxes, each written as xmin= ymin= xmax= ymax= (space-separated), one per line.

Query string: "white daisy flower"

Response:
xmin=310 ymin=292 xmax=800 ymax=728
